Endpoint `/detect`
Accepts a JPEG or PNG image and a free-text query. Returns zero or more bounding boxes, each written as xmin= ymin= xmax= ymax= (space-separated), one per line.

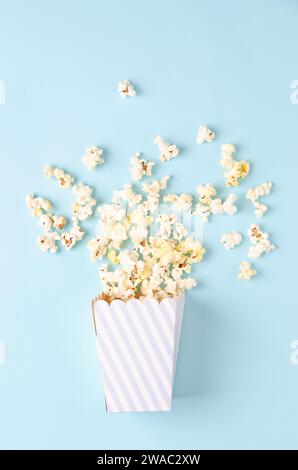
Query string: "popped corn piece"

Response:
xmin=238 ymin=261 xmax=257 ymax=280
xmin=192 ymin=202 xmax=211 ymax=223
xmin=60 ymin=232 xmax=77 ymax=250
xmin=53 ymin=167 xmax=74 ymax=188
xmin=45 ymin=166 xmax=75 ymax=188
xmin=72 ymin=182 xmax=94 ymax=205
xmin=154 ymin=136 xmax=179 ymax=162
xmin=253 ymin=201 xmax=268 ymax=218
xmin=71 ymin=223 xmax=85 ymax=241
xmin=163 ymin=193 xmax=193 ymax=211
xmin=209 ymin=198 xmax=224 ymax=215
xmin=44 ymin=164 xmax=54 ymax=178
xmin=196 ymin=184 xmax=217 ymax=205
xmin=118 ymin=79 xmax=136 ymax=97
xmin=130 ymin=153 xmax=155 ymax=181
xmin=37 ymin=231 xmax=60 ymax=254
xmin=26 ymin=193 xmax=52 ymax=217
xmin=220 ymin=144 xmax=250 ymax=187
xmin=87 ymin=238 xmax=108 ymax=261
xmin=220 ymin=144 xmax=236 ymax=169
xmin=247 ymin=223 xmax=267 ymax=244
xmin=222 ymin=193 xmax=238 ymax=215
xmin=52 ymin=215 xmax=67 ymax=230
xmin=196 ymin=125 xmax=215 ymax=144
xmin=247 ymin=223 xmax=275 ymax=259
xmin=71 ymin=202 xmax=94 ymax=221
xmin=82 ymin=146 xmax=104 ymax=170
xmin=246 ymin=182 xmax=272 ymax=202
xmin=112 ymin=184 xmax=142 ymax=207
xmin=221 ymin=231 xmax=243 ymax=250
xmin=143 ymin=176 xmax=170 ymax=195
xmin=38 ymin=214 xmax=53 ymax=231
xmin=248 ymin=238 xmax=275 ymax=259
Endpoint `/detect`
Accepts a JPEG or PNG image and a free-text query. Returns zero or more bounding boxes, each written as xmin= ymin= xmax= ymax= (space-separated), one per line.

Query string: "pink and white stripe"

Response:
xmin=92 ymin=295 xmax=185 ymax=412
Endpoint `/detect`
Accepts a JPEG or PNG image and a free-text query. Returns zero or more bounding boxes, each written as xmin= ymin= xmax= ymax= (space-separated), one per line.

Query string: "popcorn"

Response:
xmin=26 ymin=193 xmax=52 ymax=217
xmin=238 ymin=261 xmax=257 ymax=280
xmin=247 ymin=223 xmax=275 ymax=259
xmin=87 ymin=238 xmax=109 ymax=261
xmin=118 ymin=79 xmax=136 ymax=97
xmin=52 ymin=215 xmax=67 ymax=230
xmin=163 ymin=193 xmax=193 ymax=211
xmin=97 ymin=235 xmax=205 ymax=302
xmin=82 ymin=146 xmax=104 ymax=170
xmin=220 ymin=144 xmax=236 ymax=169
xmin=220 ymin=144 xmax=250 ymax=187
xmin=130 ymin=153 xmax=155 ymax=181
xmin=44 ymin=165 xmax=75 ymax=189
xmin=193 ymin=185 xmax=237 ymax=222
xmin=113 ymin=184 xmax=142 ymax=207
xmin=143 ymin=176 xmax=170 ymax=213
xmin=222 ymin=193 xmax=238 ymax=215
xmin=221 ymin=231 xmax=243 ymax=250
xmin=60 ymin=232 xmax=77 ymax=250
xmin=246 ymin=182 xmax=272 ymax=202
xmin=72 ymin=183 xmax=94 ymax=205
xmin=253 ymin=201 xmax=268 ymax=218
xmin=71 ymin=223 xmax=85 ymax=241
xmin=246 ymin=182 xmax=272 ymax=218
xmin=196 ymin=184 xmax=217 ymax=205
xmin=196 ymin=126 xmax=215 ymax=144
xmin=38 ymin=214 xmax=53 ymax=231
xmin=37 ymin=231 xmax=60 ymax=254
xmin=154 ymin=136 xmax=179 ymax=162
xmin=71 ymin=201 xmax=95 ymax=222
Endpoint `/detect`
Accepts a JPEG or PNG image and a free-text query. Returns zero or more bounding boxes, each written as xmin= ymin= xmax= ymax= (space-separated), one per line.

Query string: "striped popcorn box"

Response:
xmin=92 ymin=294 xmax=185 ymax=412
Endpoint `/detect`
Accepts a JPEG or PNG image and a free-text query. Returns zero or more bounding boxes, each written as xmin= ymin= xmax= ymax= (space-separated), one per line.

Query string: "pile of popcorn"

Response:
xmin=26 ymin=79 xmax=276 ymax=296
xmin=87 ymin=174 xmax=205 ymax=301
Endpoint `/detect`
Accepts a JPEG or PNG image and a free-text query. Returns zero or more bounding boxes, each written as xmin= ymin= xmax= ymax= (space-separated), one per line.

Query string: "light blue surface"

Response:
xmin=0 ymin=0 xmax=298 ymax=450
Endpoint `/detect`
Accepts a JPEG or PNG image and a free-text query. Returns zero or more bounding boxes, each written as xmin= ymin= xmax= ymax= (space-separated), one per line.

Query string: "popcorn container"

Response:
xmin=91 ymin=294 xmax=185 ymax=412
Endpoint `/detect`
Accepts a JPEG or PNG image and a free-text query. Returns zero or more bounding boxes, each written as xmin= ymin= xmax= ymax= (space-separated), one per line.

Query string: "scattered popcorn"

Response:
xmin=37 ymin=231 xmax=60 ymax=254
xmin=82 ymin=146 xmax=104 ymax=170
xmin=38 ymin=214 xmax=53 ymax=231
xmin=163 ymin=193 xmax=193 ymax=211
xmin=220 ymin=144 xmax=236 ymax=169
xmin=246 ymin=182 xmax=272 ymax=202
xmin=26 ymin=193 xmax=52 ymax=217
xmin=113 ymin=184 xmax=142 ymax=207
xmin=253 ymin=201 xmax=268 ymax=218
xmin=154 ymin=136 xmax=179 ymax=162
xmin=238 ymin=261 xmax=257 ymax=280
xmin=222 ymin=193 xmax=238 ymax=215
xmin=70 ymin=223 xmax=85 ymax=241
xmin=60 ymin=232 xmax=77 ymax=250
xmin=118 ymin=79 xmax=136 ymax=97
xmin=45 ymin=165 xmax=75 ymax=189
xmin=72 ymin=183 xmax=94 ymax=205
xmin=71 ymin=201 xmax=95 ymax=222
xmin=52 ymin=215 xmax=67 ymax=230
xmin=196 ymin=125 xmax=215 ymax=144
xmin=130 ymin=153 xmax=155 ymax=181
xmin=246 ymin=182 xmax=272 ymax=218
xmin=221 ymin=231 xmax=243 ymax=250
xmin=193 ymin=185 xmax=237 ymax=222
xmin=220 ymin=144 xmax=250 ymax=187
xmin=247 ymin=223 xmax=275 ymax=259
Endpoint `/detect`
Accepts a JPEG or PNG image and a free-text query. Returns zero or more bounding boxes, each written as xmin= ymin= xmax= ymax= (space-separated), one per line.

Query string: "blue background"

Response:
xmin=0 ymin=0 xmax=298 ymax=450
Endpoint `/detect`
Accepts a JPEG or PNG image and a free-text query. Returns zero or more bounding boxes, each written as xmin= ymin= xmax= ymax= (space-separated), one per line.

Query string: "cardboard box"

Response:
xmin=92 ymin=294 xmax=185 ymax=412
